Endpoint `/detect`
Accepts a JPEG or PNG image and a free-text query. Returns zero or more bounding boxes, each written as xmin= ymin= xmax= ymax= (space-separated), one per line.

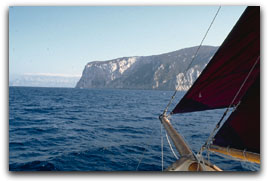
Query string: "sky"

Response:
xmin=9 ymin=6 xmax=246 ymax=77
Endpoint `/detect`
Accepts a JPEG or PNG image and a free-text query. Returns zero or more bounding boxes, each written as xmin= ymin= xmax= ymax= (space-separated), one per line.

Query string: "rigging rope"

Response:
xmin=162 ymin=6 xmax=221 ymax=116
xmin=161 ymin=124 xmax=164 ymax=171
xmin=210 ymin=148 xmax=255 ymax=163
xmin=158 ymin=6 xmax=221 ymax=170
xmin=135 ymin=146 xmax=147 ymax=170
xmin=165 ymin=133 xmax=179 ymax=159
xmin=135 ymin=127 xmax=161 ymax=170
xmin=158 ymin=6 xmax=222 ymax=170
xmin=202 ymin=56 xmax=260 ymax=152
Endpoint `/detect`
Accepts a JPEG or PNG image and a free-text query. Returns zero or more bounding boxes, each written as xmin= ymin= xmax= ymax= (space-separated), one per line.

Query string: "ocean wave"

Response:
xmin=10 ymin=160 xmax=56 ymax=171
xmin=9 ymin=87 xmax=259 ymax=171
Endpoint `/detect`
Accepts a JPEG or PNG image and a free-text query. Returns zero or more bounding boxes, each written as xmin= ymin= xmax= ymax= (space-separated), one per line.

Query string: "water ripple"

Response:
xmin=9 ymin=87 xmax=258 ymax=171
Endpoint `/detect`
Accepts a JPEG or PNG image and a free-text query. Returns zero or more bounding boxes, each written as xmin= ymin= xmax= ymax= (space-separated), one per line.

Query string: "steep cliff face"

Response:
xmin=76 ymin=57 xmax=139 ymax=89
xmin=76 ymin=46 xmax=218 ymax=90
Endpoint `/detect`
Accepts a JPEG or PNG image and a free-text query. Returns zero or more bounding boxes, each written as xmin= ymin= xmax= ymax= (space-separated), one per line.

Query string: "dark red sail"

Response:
xmin=212 ymin=75 xmax=260 ymax=153
xmin=172 ymin=6 xmax=260 ymax=114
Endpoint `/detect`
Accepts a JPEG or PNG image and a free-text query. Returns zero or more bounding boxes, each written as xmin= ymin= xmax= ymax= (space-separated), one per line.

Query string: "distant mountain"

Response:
xmin=76 ymin=46 xmax=218 ymax=91
xmin=9 ymin=74 xmax=81 ymax=88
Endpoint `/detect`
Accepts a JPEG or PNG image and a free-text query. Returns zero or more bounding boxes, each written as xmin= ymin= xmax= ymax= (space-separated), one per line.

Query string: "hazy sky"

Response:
xmin=9 ymin=6 xmax=246 ymax=76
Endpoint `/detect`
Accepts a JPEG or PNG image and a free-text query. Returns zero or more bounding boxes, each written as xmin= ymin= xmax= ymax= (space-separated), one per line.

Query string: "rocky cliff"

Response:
xmin=76 ymin=46 xmax=218 ymax=91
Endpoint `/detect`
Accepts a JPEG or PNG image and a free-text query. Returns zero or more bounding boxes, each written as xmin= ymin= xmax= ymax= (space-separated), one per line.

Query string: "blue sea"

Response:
xmin=9 ymin=86 xmax=259 ymax=171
